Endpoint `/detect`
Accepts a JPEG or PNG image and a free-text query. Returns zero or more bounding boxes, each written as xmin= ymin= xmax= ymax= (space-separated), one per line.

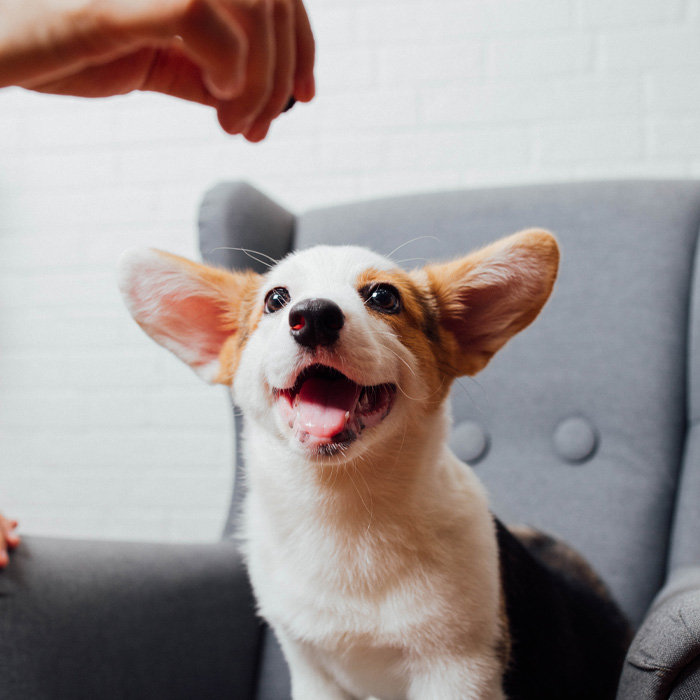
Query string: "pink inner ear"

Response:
xmin=140 ymin=289 xmax=233 ymax=370
xmin=164 ymin=296 xmax=232 ymax=367
xmin=445 ymin=282 xmax=519 ymax=354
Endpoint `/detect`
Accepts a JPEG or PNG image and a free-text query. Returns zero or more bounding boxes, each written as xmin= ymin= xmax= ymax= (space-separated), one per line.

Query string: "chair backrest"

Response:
xmin=199 ymin=179 xmax=700 ymax=634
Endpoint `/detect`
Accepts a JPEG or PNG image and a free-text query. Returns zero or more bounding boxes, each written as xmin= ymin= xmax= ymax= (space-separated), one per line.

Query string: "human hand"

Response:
xmin=0 ymin=514 xmax=20 ymax=568
xmin=0 ymin=0 xmax=315 ymax=141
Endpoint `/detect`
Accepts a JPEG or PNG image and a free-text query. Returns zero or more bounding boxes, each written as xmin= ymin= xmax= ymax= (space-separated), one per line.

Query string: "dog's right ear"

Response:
xmin=118 ymin=249 xmax=262 ymax=385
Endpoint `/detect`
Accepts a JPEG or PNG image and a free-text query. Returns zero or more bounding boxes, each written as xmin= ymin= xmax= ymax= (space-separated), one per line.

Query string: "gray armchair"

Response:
xmin=2 ymin=179 xmax=700 ymax=700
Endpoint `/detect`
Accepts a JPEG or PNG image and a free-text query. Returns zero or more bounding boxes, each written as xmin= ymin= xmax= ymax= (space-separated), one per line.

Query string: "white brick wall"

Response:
xmin=2 ymin=0 xmax=700 ymax=544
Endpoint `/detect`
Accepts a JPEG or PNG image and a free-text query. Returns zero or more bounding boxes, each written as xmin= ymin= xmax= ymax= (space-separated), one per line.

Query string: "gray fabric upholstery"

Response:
xmin=0 ymin=536 xmax=261 ymax=700
xmin=670 ymin=215 xmax=700 ymax=571
xmin=293 ymin=181 xmax=700 ymax=626
xmin=3 ymin=179 xmax=699 ymax=700
xmin=619 ymin=567 xmax=700 ymax=699
xmin=669 ymin=658 xmax=700 ymax=700
xmin=196 ymin=179 xmax=700 ymax=700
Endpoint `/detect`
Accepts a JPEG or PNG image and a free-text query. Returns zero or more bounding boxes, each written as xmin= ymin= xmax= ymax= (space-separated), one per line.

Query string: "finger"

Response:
xmin=7 ymin=520 xmax=20 ymax=549
xmin=215 ymin=0 xmax=276 ymax=134
xmin=174 ymin=0 xmax=249 ymax=100
xmin=139 ymin=43 xmax=219 ymax=106
xmin=244 ymin=0 xmax=295 ymax=142
xmin=0 ymin=517 xmax=17 ymax=567
xmin=291 ymin=0 xmax=315 ymax=102
xmin=0 ymin=515 xmax=20 ymax=546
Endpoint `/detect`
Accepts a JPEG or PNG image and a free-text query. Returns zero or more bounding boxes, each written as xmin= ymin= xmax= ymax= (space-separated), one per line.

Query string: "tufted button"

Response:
xmin=449 ymin=421 xmax=489 ymax=464
xmin=553 ymin=417 xmax=598 ymax=463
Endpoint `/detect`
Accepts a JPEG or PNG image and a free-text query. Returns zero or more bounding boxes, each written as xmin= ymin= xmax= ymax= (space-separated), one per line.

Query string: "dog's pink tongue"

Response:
xmin=296 ymin=377 xmax=360 ymax=438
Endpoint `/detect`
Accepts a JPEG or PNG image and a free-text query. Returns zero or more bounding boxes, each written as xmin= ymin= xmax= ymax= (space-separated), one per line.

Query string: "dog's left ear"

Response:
xmin=424 ymin=229 xmax=559 ymax=376
xmin=118 ymin=249 xmax=262 ymax=385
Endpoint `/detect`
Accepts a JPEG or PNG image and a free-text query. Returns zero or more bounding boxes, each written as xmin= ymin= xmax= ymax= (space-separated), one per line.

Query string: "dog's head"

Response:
xmin=118 ymin=231 xmax=558 ymax=462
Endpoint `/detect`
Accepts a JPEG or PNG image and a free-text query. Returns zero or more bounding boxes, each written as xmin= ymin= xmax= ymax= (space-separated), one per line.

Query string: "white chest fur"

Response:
xmin=241 ymin=427 xmax=503 ymax=700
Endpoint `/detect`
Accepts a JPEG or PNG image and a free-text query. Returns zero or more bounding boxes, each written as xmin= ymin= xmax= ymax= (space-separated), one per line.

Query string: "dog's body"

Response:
xmin=119 ymin=233 xmax=631 ymax=700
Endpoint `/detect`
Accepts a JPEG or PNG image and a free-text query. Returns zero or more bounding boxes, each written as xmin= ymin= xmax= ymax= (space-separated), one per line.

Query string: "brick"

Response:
xmin=648 ymin=118 xmax=700 ymax=157
xmin=488 ymin=35 xmax=594 ymax=78
xmin=0 ymin=270 xmax=119 ymax=310
xmin=578 ymin=0 xmax=685 ymax=27
xmin=124 ymin=473 xmax=232 ymax=509
xmin=317 ymin=135 xmax=387 ymax=172
xmin=0 ymin=308 xmax=140 ymax=351
xmin=311 ymin=6 xmax=358 ymax=48
xmin=646 ymin=73 xmax=700 ymax=114
xmin=261 ymin=173 xmax=362 ymax=211
xmin=0 ymin=390 xmax=151 ymax=428
xmin=0 ymin=349 xmax=166 ymax=389
xmin=0 ymin=427 xmax=229 ymax=469
xmin=316 ymin=89 xmax=420 ymax=131
xmin=378 ymin=41 xmax=483 ymax=86
xmin=358 ymin=170 xmax=464 ymax=201
xmin=537 ymin=120 xmax=644 ymax=163
xmin=383 ymin=128 xmax=531 ymax=171
xmin=489 ymin=0 xmax=573 ymax=33
xmin=316 ymin=48 xmax=376 ymax=92
xmin=10 ymin=506 xmax=119 ymax=541
xmin=0 ymin=110 xmax=23 ymax=153
xmin=357 ymin=2 xmax=490 ymax=43
xmin=0 ymin=186 xmax=158 ymax=231
xmin=24 ymin=94 xmax=118 ymax=150
xmin=601 ymin=28 xmax=700 ymax=70
xmin=115 ymin=93 xmax=215 ymax=144
xmin=423 ymin=78 xmax=640 ymax=125
xmin=166 ymin=510 xmax=228 ymax=542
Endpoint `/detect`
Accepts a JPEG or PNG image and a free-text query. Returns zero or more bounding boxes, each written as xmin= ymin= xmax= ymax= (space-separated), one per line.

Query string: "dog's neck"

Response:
xmin=241 ymin=402 xmax=491 ymax=595
xmin=243 ymin=403 xmax=452 ymax=534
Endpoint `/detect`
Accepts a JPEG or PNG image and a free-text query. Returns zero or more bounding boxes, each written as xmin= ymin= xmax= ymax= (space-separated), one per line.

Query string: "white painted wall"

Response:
xmin=2 ymin=0 xmax=700 ymax=543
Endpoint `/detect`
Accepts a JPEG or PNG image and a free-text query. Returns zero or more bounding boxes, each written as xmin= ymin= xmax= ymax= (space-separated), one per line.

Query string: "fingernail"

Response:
xmin=245 ymin=122 xmax=270 ymax=143
xmin=296 ymin=75 xmax=315 ymax=102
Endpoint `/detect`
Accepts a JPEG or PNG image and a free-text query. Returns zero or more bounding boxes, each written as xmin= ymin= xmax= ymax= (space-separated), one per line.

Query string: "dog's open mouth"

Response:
xmin=276 ymin=365 xmax=396 ymax=452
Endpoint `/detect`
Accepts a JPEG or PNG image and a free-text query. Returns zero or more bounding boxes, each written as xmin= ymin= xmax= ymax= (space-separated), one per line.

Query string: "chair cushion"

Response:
xmin=619 ymin=567 xmax=700 ymax=699
xmin=294 ymin=180 xmax=700 ymax=625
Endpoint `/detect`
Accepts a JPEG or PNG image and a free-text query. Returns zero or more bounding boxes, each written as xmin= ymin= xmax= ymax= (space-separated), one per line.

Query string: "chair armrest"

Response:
xmin=0 ymin=535 xmax=262 ymax=700
xmin=618 ymin=566 xmax=700 ymax=700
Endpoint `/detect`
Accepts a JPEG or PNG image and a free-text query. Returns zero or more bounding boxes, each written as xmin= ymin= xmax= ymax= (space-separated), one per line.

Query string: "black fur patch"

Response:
xmin=495 ymin=518 xmax=632 ymax=700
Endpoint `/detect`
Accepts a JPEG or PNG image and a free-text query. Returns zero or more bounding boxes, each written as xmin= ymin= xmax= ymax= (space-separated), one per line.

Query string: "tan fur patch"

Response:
xmin=422 ymin=230 xmax=559 ymax=377
xmin=213 ymin=270 xmax=263 ymax=385
xmin=356 ymin=267 xmax=453 ymax=408
xmin=156 ymin=253 xmax=264 ymax=386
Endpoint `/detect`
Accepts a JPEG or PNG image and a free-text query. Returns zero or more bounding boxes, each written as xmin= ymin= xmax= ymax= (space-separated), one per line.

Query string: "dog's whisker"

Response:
xmin=348 ymin=465 xmax=374 ymax=526
xmin=208 ymin=246 xmax=278 ymax=269
xmin=450 ymin=375 xmax=489 ymax=416
xmin=387 ymin=423 xmax=408 ymax=480
xmin=393 ymin=257 xmax=431 ymax=267
xmin=387 ymin=236 xmax=441 ymax=260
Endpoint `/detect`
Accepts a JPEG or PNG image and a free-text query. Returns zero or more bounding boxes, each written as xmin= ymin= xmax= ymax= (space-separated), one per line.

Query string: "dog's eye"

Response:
xmin=265 ymin=287 xmax=291 ymax=314
xmin=364 ymin=284 xmax=401 ymax=314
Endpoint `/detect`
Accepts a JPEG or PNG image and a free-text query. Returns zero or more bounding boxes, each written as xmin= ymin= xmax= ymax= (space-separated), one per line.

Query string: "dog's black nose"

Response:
xmin=289 ymin=299 xmax=345 ymax=348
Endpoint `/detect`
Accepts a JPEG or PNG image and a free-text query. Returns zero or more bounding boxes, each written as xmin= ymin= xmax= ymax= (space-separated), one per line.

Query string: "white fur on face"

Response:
xmin=232 ymin=246 xmax=430 ymax=460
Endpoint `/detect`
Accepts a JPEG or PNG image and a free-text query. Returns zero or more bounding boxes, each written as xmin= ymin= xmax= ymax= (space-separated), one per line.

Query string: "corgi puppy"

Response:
xmin=118 ymin=231 xmax=631 ymax=700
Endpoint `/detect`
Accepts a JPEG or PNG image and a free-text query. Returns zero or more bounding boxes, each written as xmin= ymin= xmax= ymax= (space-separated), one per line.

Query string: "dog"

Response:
xmin=118 ymin=230 xmax=631 ymax=700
